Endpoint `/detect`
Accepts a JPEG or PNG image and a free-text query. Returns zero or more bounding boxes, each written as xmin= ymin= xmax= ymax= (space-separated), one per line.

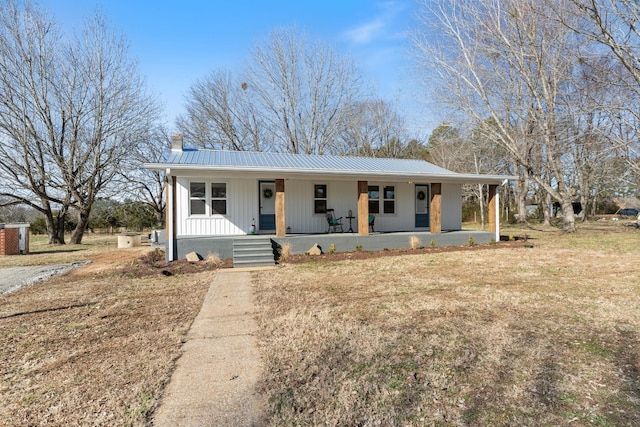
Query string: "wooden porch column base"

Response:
xmin=357 ymin=181 xmax=369 ymax=235
xmin=430 ymin=183 xmax=442 ymax=234
xmin=275 ymin=179 xmax=285 ymax=237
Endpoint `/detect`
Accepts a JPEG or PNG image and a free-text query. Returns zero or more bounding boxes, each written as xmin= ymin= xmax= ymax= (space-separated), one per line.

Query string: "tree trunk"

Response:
xmin=560 ymin=199 xmax=576 ymax=233
xmin=515 ymin=174 xmax=528 ymax=224
xmin=579 ymin=192 xmax=589 ymax=222
xmin=70 ymin=208 xmax=91 ymax=244
xmin=543 ymin=192 xmax=551 ymax=226
xmin=46 ymin=210 xmax=66 ymax=244
xmin=478 ymin=184 xmax=485 ymax=229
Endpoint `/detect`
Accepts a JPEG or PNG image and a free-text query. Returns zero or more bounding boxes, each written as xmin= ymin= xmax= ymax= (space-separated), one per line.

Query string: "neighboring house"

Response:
xmin=145 ymin=135 xmax=512 ymax=262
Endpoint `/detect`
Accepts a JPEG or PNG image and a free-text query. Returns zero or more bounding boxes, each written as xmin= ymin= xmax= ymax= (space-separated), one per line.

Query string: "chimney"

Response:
xmin=171 ymin=134 xmax=183 ymax=151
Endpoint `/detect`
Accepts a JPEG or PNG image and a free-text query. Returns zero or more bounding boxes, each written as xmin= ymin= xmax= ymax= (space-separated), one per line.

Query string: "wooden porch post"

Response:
xmin=488 ymin=184 xmax=498 ymax=234
xmin=357 ymin=181 xmax=369 ymax=235
xmin=430 ymin=183 xmax=442 ymax=234
xmin=275 ymin=179 xmax=286 ymax=237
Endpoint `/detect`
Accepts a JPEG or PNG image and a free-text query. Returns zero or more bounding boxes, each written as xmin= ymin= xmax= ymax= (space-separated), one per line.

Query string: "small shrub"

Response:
xmin=329 ymin=243 xmax=336 ymax=254
xmin=490 ymin=237 xmax=497 ymax=245
xmin=205 ymin=253 xmax=223 ymax=267
xmin=279 ymin=242 xmax=291 ymax=261
xmin=409 ymin=235 xmax=420 ymax=250
xmin=430 ymin=239 xmax=437 ymax=248
xmin=509 ymin=235 xmax=515 ymax=241
xmin=468 ymin=235 xmax=475 ymax=246
xmin=355 ymin=243 xmax=363 ymax=252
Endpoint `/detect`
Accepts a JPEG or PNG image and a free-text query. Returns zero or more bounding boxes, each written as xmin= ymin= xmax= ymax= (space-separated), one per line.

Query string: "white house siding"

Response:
xmin=175 ymin=176 xmax=464 ymax=236
xmin=176 ymin=177 xmax=257 ymax=236
xmin=442 ymin=183 xmax=462 ymax=230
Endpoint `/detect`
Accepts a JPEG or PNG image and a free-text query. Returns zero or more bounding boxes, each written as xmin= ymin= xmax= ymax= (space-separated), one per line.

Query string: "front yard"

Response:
xmin=1 ymin=222 xmax=639 ymax=425
xmin=253 ymin=222 xmax=640 ymax=425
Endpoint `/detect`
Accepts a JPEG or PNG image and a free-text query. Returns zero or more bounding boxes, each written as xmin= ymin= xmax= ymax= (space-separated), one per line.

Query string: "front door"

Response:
xmin=259 ymin=181 xmax=276 ymax=232
xmin=415 ymin=184 xmax=430 ymax=228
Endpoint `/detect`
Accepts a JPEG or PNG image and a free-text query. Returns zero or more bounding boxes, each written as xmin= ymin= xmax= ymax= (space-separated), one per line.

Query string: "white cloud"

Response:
xmin=343 ymin=1 xmax=407 ymax=44
xmin=345 ymin=18 xmax=386 ymax=44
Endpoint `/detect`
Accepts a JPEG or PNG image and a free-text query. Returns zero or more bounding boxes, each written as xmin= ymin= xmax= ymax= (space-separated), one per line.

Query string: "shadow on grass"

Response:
xmin=0 ymin=301 xmax=97 ymax=319
xmin=27 ymin=248 xmax=84 ymax=255
xmin=260 ymin=313 xmax=640 ymax=426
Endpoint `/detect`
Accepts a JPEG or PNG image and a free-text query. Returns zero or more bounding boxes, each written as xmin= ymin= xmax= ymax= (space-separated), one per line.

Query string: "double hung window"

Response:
xmin=189 ymin=181 xmax=227 ymax=216
xmin=368 ymin=184 xmax=395 ymax=214
xmin=314 ymin=184 xmax=327 ymax=214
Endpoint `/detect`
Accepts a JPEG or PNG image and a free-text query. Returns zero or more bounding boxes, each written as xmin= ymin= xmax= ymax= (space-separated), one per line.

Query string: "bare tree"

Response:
xmin=560 ymin=0 xmax=640 ymax=177
xmin=339 ymin=99 xmax=410 ymax=157
xmin=122 ymin=125 xmax=168 ymax=226
xmin=177 ymin=69 xmax=263 ymax=150
xmin=413 ymin=0 xmax=601 ymax=232
xmin=428 ymin=121 xmax=513 ymax=227
xmin=0 ymin=1 xmax=160 ymax=244
xmin=245 ymin=27 xmax=366 ymax=154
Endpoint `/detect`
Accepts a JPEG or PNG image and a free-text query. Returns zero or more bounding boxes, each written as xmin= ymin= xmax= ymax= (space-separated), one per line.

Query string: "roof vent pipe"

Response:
xmin=170 ymin=134 xmax=183 ymax=151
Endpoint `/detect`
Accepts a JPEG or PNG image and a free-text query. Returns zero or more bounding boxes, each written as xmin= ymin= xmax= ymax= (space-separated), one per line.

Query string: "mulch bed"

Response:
xmin=116 ymin=249 xmax=233 ymax=277
xmin=282 ymin=240 xmax=524 ymax=264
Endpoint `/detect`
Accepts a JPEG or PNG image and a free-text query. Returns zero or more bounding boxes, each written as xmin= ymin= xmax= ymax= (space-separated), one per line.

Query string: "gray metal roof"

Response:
xmin=145 ymin=148 xmax=512 ymax=184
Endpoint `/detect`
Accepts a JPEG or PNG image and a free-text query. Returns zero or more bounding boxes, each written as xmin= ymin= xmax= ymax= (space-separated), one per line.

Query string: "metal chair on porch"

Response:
xmin=326 ymin=209 xmax=343 ymax=233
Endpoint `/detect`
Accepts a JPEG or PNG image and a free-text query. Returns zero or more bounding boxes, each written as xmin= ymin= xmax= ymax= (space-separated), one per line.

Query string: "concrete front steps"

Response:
xmin=232 ymin=237 xmax=276 ymax=268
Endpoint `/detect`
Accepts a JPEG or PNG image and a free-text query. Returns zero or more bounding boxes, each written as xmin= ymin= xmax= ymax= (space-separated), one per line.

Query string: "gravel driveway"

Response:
xmin=0 ymin=262 xmax=91 ymax=294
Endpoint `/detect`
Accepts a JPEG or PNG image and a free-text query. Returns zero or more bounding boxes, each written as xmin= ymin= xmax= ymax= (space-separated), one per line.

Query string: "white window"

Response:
xmin=211 ymin=183 xmax=227 ymax=215
xmin=189 ymin=182 xmax=206 ymax=215
xmin=189 ymin=181 xmax=227 ymax=216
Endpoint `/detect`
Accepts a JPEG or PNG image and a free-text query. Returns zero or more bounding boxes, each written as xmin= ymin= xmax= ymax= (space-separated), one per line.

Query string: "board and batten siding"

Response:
xmin=176 ymin=177 xmax=256 ymax=236
xmin=442 ymin=183 xmax=462 ymax=231
xmin=175 ymin=177 xmax=463 ymax=236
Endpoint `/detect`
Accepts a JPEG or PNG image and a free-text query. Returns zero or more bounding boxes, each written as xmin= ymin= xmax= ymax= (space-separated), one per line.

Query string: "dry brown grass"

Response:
xmin=254 ymin=221 xmax=640 ymax=426
xmin=0 ymin=236 xmax=215 ymax=426
xmin=0 ymin=234 xmax=121 ymax=268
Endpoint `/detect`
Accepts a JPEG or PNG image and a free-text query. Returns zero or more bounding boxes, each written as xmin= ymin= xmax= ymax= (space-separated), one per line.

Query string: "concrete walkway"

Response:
xmin=153 ymin=269 xmax=266 ymax=427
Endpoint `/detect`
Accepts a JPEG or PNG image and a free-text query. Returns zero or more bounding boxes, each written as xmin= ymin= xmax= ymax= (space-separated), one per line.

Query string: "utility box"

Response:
xmin=150 ymin=229 xmax=166 ymax=248
xmin=0 ymin=224 xmax=29 ymax=255
xmin=118 ymin=232 xmax=141 ymax=249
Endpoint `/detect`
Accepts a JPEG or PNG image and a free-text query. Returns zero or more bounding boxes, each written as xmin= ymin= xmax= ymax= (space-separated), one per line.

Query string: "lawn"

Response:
xmin=0 ymin=235 xmax=217 ymax=426
xmin=2 ymin=223 xmax=639 ymax=426
xmin=253 ymin=221 xmax=640 ymax=426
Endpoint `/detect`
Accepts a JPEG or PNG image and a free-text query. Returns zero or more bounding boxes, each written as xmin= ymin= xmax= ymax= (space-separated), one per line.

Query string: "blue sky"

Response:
xmin=39 ymin=0 xmax=435 ymax=136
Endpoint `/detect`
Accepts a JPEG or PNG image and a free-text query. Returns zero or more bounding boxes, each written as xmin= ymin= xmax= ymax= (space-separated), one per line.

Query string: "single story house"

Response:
xmin=145 ymin=135 xmax=512 ymax=265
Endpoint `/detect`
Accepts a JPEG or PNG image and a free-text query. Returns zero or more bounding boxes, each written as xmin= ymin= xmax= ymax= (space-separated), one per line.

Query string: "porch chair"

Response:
xmin=326 ymin=209 xmax=344 ymax=233
xmin=369 ymin=215 xmax=375 ymax=232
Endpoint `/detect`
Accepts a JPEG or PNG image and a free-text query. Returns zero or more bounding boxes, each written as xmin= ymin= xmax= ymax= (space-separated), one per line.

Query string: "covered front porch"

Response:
xmin=267 ymin=179 xmax=502 ymax=239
